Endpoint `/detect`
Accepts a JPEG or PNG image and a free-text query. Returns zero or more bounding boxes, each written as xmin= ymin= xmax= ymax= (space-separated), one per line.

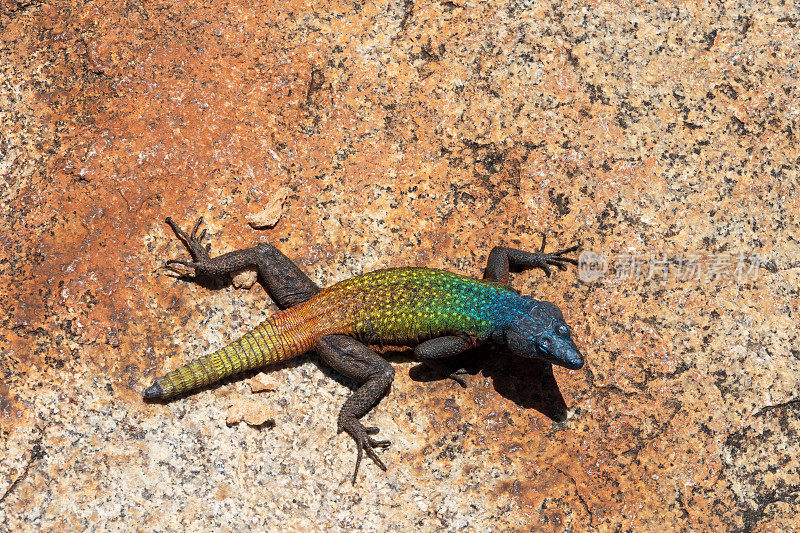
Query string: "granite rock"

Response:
xmin=1 ymin=0 xmax=798 ymax=530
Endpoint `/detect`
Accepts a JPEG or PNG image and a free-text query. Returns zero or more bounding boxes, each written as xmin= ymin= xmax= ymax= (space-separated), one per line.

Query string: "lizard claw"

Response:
xmin=165 ymin=259 xmax=198 ymax=268
xmin=340 ymin=419 xmax=390 ymax=484
xmin=364 ymin=427 xmax=391 ymax=447
xmin=164 ymin=258 xmax=201 ymax=276
xmin=534 ymin=234 xmax=580 ymax=275
xmin=189 ymin=217 xmax=203 ymax=239
xmin=164 ymin=217 xmax=214 ymax=274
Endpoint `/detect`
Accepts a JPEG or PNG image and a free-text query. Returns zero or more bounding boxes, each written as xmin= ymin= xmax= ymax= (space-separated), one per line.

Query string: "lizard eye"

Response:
xmin=557 ymin=324 xmax=570 ymax=337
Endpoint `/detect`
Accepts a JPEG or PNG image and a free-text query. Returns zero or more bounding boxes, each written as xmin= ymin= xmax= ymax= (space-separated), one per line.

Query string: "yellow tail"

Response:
xmin=144 ymin=312 xmax=313 ymax=399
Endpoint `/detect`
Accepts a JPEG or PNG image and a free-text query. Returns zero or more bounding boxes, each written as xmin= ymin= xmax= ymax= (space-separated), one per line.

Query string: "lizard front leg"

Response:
xmin=164 ymin=217 xmax=319 ymax=308
xmin=315 ymin=334 xmax=394 ymax=484
xmin=483 ymin=234 xmax=580 ymax=284
xmin=414 ymin=336 xmax=477 ymax=387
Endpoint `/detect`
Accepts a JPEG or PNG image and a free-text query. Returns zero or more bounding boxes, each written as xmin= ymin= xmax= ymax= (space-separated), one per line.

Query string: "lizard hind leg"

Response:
xmin=315 ymin=334 xmax=395 ymax=484
xmin=164 ymin=217 xmax=319 ymax=308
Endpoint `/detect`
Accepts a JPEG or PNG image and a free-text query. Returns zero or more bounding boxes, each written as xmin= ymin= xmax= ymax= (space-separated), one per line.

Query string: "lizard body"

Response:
xmin=146 ymin=268 xmax=547 ymax=398
xmin=145 ymin=218 xmax=583 ymax=481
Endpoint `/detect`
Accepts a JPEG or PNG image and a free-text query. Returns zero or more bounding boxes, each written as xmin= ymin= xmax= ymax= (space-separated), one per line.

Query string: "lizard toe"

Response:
xmin=342 ymin=419 xmax=390 ymax=484
xmin=368 ymin=437 xmax=391 ymax=448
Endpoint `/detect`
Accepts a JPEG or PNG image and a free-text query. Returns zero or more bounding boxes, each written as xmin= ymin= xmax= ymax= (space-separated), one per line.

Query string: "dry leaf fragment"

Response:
xmin=246 ymin=186 xmax=291 ymax=228
xmin=225 ymin=398 xmax=275 ymax=427
xmin=249 ymin=372 xmax=280 ymax=393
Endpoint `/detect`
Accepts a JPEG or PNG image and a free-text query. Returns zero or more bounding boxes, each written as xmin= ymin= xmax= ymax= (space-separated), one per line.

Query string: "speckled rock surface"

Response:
xmin=1 ymin=0 xmax=798 ymax=530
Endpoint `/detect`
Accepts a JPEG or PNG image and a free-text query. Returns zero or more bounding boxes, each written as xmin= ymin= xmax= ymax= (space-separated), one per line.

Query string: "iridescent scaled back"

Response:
xmin=145 ymin=267 xmax=525 ymax=399
xmin=315 ymin=267 xmax=522 ymax=344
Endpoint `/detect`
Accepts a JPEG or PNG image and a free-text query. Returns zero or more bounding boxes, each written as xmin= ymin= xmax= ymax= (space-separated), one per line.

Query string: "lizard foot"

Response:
xmin=420 ymin=360 xmax=470 ymax=388
xmin=448 ymin=368 xmax=470 ymax=388
xmin=532 ymin=234 xmax=580 ymax=277
xmin=164 ymin=217 xmax=213 ymax=275
xmin=339 ymin=418 xmax=391 ymax=484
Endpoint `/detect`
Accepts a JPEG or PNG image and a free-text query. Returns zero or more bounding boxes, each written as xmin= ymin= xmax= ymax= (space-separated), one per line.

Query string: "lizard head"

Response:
xmin=505 ymin=299 xmax=584 ymax=369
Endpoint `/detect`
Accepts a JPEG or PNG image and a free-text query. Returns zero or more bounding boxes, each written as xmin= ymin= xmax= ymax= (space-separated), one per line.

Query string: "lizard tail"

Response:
xmin=144 ymin=312 xmax=313 ymax=400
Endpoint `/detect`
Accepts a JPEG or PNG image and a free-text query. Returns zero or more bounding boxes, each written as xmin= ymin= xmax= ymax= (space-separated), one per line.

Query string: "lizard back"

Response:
xmin=314 ymin=267 xmax=521 ymax=345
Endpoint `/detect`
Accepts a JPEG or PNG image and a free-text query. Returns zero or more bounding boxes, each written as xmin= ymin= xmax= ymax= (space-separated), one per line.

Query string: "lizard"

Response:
xmin=144 ymin=217 xmax=584 ymax=483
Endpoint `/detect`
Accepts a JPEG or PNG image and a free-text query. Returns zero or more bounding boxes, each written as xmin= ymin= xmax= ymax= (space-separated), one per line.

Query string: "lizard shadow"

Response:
xmin=165 ymin=272 xmax=233 ymax=291
xmin=305 ymin=345 xmax=568 ymax=423
xmin=403 ymin=346 xmax=569 ymax=423
xmin=478 ymin=350 xmax=569 ymax=422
